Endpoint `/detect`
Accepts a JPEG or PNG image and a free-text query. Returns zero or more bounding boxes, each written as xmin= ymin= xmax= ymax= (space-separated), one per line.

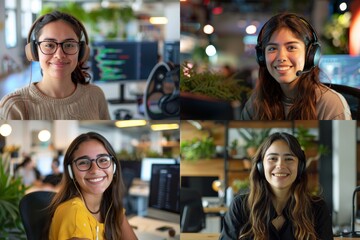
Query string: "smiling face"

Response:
xmin=265 ymin=28 xmax=306 ymax=90
xmin=263 ymin=139 xmax=299 ymax=194
xmin=71 ymin=139 xmax=115 ymax=198
xmin=37 ymin=20 xmax=79 ymax=82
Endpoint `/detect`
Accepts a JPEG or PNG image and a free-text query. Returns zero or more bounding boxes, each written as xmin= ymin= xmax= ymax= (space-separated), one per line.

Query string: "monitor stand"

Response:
xmin=108 ymin=84 xmax=138 ymax=104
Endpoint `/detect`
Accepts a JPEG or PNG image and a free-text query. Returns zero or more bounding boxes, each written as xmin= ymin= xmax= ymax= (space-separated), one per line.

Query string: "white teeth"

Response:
xmin=276 ymin=66 xmax=290 ymax=71
xmin=88 ymin=177 xmax=104 ymax=182
xmin=273 ymin=173 xmax=288 ymax=177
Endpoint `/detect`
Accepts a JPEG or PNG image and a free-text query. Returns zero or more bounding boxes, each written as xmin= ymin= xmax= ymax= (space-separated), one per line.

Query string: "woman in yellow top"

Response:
xmin=44 ymin=132 xmax=137 ymax=239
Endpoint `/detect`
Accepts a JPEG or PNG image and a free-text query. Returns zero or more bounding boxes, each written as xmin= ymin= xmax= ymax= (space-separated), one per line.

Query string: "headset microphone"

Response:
xmin=296 ymin=68 xmax=313 ymax=76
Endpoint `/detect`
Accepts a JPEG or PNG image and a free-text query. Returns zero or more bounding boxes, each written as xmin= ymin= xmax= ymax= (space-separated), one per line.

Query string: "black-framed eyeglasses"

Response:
xmin=72 ymin=155 xmax=113 ymax=171
xmin=36 ymin=40 xmax=80 ymax=55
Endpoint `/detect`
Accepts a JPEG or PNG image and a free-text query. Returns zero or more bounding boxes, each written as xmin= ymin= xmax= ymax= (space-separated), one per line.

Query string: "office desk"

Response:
xmin=129 ymin=180 xmax=149 ymax=216
xmin=129 ymin=216 xmax=180 ymax=240
xmin=203 ymin=206 xmax=228 ymax=231
xmin=180 ymin=233 xmax=219 ymax=240
xmin=203 ymin=206 xmax=228 ymax=214
xmin=180 ymin=233 xmax=354 ymax=240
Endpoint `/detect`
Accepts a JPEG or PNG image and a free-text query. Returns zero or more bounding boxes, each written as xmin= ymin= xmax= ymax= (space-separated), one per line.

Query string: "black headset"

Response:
xmin=25 ymin=12 xmax=90 ymax=63
xmin=255 ymin=14 xmax=321 ymax=71
xmin=256 ymin=150 xmax=306 ymax=180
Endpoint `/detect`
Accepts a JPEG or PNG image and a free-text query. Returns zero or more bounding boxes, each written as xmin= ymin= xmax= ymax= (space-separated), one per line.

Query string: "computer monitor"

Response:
xmin=120 ymin=160 xmax=142 ymax=178
xmin=91 ymin=41 xmax=158 ymax=103
xmin=180 ymin=176 xmax=219 ymax=198
xmin=147 ymin=163 xmax=180 ymax=223
xmin=319 ymin=54 xmax=360 ymax=88
xmin=140 ymin=158 xmax=176 ymax=182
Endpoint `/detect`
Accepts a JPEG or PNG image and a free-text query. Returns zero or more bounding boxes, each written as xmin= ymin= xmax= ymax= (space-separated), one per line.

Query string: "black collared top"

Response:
xmin=220 ymin=194 xmax=334 ymax=240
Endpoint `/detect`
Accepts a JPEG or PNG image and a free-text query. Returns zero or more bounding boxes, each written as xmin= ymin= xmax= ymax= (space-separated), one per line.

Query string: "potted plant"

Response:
xmin=237 ymin=128 xmax=272 ymax=157
xmin=180 ymin=137 xmax=216 ymax=161
xmin=232 ymin=179 xmax=250 ymax=195
xmin=0 ymin=154 xmax=27 ymax=239
xmin=180 ymin=63 xmax=252 ymax=106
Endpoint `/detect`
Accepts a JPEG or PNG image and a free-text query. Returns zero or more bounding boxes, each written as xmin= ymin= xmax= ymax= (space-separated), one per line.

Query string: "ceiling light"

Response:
xmin=246 ymin=24 xmax=257 ymax=34
xmin=115 ymin=120 xmax=147 ymax=128
xmin=38 ymin=130 xmax=51 ymax=142
xmin=150 ymin=123 xmax=179 ymax=131
xmin=203 ymin=24 xmax=214 ymax=34
xmin=205 ymin=44 xmax=217 ymax=57
xmin=0 ymin=123 xmax=12 ymax=137
xmin=149 ymin=17 xmax=168 ymax=25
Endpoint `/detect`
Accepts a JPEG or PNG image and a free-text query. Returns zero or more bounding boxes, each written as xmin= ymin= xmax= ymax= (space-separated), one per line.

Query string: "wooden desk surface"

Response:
xmin=203 ymin=206 xmax=228 ymax=214
xmin=180 ymin=233 xmax=354 ymax=240
xmin=180 ymin=233 xmax=220 ymax=240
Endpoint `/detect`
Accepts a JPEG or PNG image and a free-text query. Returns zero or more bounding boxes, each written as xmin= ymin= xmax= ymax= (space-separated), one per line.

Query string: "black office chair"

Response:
xmin=122 ymin=168 xmax=137 ymax=215
xmin=180 ymin=187 xmax=206 ymax=233
xmin=19 ymin=191 xmax=55 ymax=240
xmin=324 ymin=83 xmax=360 ymax=120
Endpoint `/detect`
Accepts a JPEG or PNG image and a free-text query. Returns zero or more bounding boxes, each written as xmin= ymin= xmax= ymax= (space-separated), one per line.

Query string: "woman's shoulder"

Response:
xmin=55 ymin=197 xmax=86 ymax=215
xmin=316 ymin=84 xmax=352 ymax=119
xmin=0 ymin=86 xmax=30 ymax=105
xmin=78 ymin=83 xmax=104 ymax=93
xmin=310 ymin=196 xmax=330 ymax=212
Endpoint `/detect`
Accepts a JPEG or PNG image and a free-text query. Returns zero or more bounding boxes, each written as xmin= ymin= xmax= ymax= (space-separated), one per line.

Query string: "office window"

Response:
xmin=21 ymin=0 xmax=41 ymax=38
xmin=5 ymin=0 xmax=17 ymax=48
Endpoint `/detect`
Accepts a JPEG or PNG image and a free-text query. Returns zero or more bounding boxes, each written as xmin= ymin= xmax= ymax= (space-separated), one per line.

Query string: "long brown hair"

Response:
xmin=44 ymin=132 xmax=125 ymax=239
xmin=33 ymin=11 xmax=91 ymax=84
xmin=239 ymin=132 xmax=318 ymax=239
xmin=253 ymin=13 xmax=325 ymax=120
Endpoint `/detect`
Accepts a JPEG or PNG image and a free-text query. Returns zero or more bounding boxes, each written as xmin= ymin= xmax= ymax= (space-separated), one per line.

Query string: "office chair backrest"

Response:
xmin=323 ymin=83 xmax=360 ymax=120
xmin=180 ymin=187 xmax=206 ymax=233
xmin=19 ymin=191 xmax=55 ymax=240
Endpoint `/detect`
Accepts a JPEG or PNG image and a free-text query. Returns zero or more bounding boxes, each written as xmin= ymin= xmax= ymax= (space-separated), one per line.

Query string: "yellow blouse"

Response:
xmin=49 ymin=197 xmax=105 ymax=240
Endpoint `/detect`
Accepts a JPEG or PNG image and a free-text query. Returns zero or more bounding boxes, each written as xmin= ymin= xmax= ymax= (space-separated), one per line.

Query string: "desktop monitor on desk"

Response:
xmin=181 ymin=176 xmax=220 ymax=205
xmin=319 ymin=54 xmax=360 ymax=88
xmin=140 ymin=158 xmax=177 ymax=182
xmin=147 ymin=163 xmax=180 ymax=223
xmin=91 ymin=41 xmax=158 ymax=104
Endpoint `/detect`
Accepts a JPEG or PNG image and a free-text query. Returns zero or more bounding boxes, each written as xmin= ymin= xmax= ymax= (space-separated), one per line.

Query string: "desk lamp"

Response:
xmin=212 ymin=180 xmax=225 ymax=205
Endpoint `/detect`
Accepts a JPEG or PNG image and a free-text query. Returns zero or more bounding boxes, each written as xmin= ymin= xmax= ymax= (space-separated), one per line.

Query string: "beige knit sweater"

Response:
xmin=0 ymin=83 xmax=110 ymax=120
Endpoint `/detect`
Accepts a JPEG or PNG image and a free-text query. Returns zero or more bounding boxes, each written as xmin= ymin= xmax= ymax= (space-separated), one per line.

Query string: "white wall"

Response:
xmin=333 ymin=120 xmax=357 ymax=226
xmin=164 ymin=2 xmax=180 ymax=41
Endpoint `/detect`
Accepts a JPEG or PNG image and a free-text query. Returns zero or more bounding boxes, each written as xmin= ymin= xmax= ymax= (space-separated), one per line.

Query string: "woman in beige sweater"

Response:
xmin=0 ymin=11 xmax=110 ymax=120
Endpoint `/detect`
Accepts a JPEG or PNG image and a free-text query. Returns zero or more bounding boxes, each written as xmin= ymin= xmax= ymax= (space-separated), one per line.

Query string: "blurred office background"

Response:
xmin=0 ymin=0 xmax=180 ymax=120
xmin=179 ymin=120 xmax=359 ymax=236
xmin=180 ymin=0 xmax=360 ymax=120
xmin=0 ymin=120 xmax=180 ymax=239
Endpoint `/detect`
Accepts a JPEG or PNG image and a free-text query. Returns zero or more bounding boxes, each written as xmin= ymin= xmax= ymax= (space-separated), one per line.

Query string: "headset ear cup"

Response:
xmin=255 ymin=45 xmax=265 ymax=67
xmin=305 ymin=42 xmax=321 ymax=70
xmin=113 ymin=163 xmax=116 ymax=174
xmin=25 ymin=41 xmax=39 ymax=61
xmin=68 ymin=165 xmax=74 ymax=180
xmin=256 ymin=161 xmax=264 ymax=178
xmin=78 ymin=41 xmax=90 ymax=63
xmin=297 ymin=159 xmax=306 ymax=180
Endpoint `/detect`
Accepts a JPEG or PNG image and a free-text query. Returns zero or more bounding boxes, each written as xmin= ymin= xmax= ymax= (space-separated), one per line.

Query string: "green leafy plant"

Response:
xmin=180 ymin=63 xmax=251 ymax=102
xmin=0 ymin=155 xmax=27 ymax=239
xmin=180 ymin=137 xmax=216 ymax=161
xmin=237 ymin=128 xmax=272 ymax=150
xmin=40 ymin=3 xmax=135 ymax=39
xmin=232 ymin=179 xmax=250 ymax=194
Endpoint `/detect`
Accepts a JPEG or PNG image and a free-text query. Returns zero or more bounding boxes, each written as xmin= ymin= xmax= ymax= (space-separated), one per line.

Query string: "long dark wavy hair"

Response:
xmin=33 ymin=11 xmax=91 ymax=84
xmin=253 ymin=13 xmax=327 ymax=120
xmin=43 ymin=132 xmax=125 ymax=239
xmin=239 ymin=132 xmax=318 ymax=239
